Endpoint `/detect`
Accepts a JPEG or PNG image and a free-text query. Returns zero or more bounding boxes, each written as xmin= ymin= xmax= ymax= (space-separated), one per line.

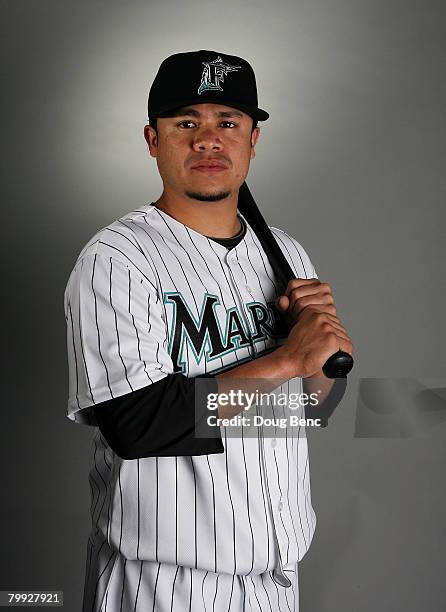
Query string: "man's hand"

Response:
xmin=274 ymin=278 xmax=353 ymax=379
xmin=279 ymin=305 xmax=353 ymax=378
xmin=275 ymin=278 xmax=337 ymax=327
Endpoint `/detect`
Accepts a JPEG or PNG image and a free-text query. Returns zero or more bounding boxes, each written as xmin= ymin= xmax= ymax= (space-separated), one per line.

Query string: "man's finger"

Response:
xmin=285 ymin=278 xmax=321 ymax=296
xmin=297 ymin=304 xmax=344 ymax=324
xmin=275 ymin=295 xmax=290 ymax=311
xmin=288 ymin=292 xmax=336 ymax=319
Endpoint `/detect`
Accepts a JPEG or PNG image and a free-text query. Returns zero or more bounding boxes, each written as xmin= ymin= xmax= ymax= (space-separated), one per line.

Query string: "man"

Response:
xmin=64 ymin=50 xmax=352 ymax=611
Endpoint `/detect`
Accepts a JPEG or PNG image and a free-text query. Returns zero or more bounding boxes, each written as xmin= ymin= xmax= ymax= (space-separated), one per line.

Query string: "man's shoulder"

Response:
xmin=268 ymin=224 xmax=301 ymax=243
xmin=75 ymin=202 xmax=157 ymax=262
xmin=64 ymin=203 xmax=162 ymax=294
xmin=266 ymin=224 xmax=309 ymax=256
xmin=267 ymin=225 xmax=318 ymax=279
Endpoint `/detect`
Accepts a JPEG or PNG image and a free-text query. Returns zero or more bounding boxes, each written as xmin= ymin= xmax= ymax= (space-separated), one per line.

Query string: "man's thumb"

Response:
xmin=275 ymin=295 xmax=287 ymax=311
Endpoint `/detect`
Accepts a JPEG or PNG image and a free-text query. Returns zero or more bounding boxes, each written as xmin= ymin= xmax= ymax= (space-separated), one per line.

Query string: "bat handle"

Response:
xmin=322 ymin=350 xmax=354 ymax=379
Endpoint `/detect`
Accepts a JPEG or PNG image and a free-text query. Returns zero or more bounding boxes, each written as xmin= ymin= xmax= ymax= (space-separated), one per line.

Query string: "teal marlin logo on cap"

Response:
xmin=198 ymin=56 xmax=241 ymax=95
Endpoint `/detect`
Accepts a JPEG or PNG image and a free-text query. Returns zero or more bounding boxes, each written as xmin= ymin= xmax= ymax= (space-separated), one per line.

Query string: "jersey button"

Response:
xmin=246 ymin=285 xmax=253 ymax=293
xmin=271 ymin=438 xmax=277 ymax=448
xmin=231 ymin=256 xmax=238 ymax=264
xmin=278 ymin=500 xmax=284 ymax=512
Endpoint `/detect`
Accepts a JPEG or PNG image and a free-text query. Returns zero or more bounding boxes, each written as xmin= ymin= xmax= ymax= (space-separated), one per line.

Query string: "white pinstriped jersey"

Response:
xmin=64 ymin=202 xmax=317 ymax=585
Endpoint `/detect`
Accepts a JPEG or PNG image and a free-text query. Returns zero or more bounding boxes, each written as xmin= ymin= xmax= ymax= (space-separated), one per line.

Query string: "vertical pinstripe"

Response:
xmin=65 ymin=203 xmax=317 ymax=610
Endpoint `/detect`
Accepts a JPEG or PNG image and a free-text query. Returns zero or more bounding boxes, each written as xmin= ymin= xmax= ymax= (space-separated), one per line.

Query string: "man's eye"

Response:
xmin=176 ymin=120 xmax=237 ymax=129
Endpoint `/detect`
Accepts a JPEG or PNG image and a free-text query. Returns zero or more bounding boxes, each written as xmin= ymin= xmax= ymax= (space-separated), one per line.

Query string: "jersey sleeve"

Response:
xmin=64 ymin=253 xmax=172 ymax=426
xmin=269 ymin=227 xmax=319 ymax=280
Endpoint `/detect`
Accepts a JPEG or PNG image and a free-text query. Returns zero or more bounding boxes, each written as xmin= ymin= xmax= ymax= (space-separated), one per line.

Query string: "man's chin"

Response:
xmin=185 ymin=190 xmax=231 ymax=202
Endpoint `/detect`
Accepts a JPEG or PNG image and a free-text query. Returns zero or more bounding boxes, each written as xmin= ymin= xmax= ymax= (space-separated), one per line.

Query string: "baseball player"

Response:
xmin=64 ymin=50 xmax=352 ymax=611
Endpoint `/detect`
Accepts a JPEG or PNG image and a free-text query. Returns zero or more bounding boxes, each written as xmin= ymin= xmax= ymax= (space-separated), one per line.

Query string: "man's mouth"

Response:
xmin=190 ymin=160 xmax=229 ymax=173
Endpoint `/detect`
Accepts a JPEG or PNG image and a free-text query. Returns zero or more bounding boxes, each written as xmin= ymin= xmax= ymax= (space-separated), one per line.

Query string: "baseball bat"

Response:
xmin=237 ymin=181 xmax=353 ymax=379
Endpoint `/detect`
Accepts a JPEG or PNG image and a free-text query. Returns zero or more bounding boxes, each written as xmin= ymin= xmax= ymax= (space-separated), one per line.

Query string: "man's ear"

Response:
xmin=144 ymin=124 xmax=158 ymax=157
xmin=250 ymin=127 xmax=260 ymax=160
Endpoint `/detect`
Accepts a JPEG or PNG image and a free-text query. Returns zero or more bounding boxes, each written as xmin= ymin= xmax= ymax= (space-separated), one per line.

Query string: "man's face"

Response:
xmin=144 ymin=103 xmax=260 ymax=202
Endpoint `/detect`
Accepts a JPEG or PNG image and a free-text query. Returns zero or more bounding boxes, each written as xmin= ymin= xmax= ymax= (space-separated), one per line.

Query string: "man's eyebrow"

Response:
xmin=171 ymin=107 xmax=243 ymax=118
xmin=218 ymin=110 xmax=243 ymax=118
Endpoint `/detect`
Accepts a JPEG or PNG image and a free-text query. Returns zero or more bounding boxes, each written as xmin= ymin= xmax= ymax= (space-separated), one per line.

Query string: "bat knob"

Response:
xmin=322 ymin=350 xmax=354 ymax=379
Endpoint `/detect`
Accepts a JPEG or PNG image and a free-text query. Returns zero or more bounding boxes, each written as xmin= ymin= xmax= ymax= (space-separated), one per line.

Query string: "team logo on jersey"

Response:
xmin=164 ymin=293 xmax=287 ymax=373
xmin=197 ymin=56 xmax=241 ymax=95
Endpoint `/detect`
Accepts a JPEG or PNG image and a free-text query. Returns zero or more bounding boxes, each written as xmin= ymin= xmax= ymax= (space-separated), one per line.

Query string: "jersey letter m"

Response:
xmin=164 ymin=293 xmax=286 ymax=373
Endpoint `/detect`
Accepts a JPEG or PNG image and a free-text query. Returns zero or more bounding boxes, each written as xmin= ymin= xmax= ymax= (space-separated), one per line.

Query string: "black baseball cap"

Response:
xmin=147 ymin=50 xmax=269 ymax=122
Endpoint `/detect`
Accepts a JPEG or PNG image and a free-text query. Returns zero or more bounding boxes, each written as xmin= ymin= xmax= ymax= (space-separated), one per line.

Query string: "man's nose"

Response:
xmin=192 ymin=128 xmax=223 ymax=152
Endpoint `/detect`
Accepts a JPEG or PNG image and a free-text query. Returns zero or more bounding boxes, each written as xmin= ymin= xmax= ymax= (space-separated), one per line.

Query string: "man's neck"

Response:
xmin=154 ymin=189 xmax=241 ymax=238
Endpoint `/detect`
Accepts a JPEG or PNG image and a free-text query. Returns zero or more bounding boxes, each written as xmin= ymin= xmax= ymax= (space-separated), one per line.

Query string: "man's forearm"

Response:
xmin=303 ymin=368 xmax=335 ymax=405
xmin=303 ymin=369 xmax=348 ymax=426
xmin=215 ymin=350 xmax=339 ymax=422
xmin=215 ymin=346 xmax=298 ymax=419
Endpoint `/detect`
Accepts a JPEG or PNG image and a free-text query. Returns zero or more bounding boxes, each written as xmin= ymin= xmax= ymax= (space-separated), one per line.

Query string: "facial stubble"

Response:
xmin=185 ymin=190 xmax=231 ymax=202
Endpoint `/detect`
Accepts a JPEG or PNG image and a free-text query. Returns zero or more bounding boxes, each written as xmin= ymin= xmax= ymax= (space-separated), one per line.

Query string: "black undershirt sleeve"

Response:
xmin=93 ymin=374 xmax=224 ymax=459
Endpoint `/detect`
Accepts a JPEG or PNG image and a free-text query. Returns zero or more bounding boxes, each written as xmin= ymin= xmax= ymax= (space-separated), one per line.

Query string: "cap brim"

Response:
xmin=151 ymin=97 xmax=269 ymax=121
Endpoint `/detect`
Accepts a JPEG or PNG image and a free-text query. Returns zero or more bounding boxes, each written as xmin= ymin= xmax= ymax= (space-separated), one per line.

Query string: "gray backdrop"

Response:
xmin=1 ymin=0 xmax=445 ymax=610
